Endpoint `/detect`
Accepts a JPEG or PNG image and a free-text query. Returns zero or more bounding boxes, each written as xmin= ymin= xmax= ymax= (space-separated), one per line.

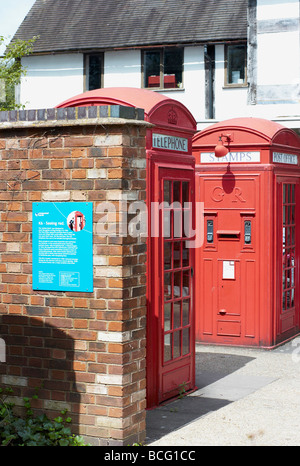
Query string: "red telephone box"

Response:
xmin=68 ymin=211 xmax=85 ymax=231
xmin=57 ymin=88 xmax=197 ymax=407
xmin=192 ymin=117 xmax=300 ymax=348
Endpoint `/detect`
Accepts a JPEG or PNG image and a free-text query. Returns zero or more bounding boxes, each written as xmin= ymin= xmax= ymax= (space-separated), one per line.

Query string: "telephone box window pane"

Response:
xmin=182 ymin=299 xmax=190 ymax=326
xmin=287 ymin=289 xmax=291 ymax=308
xmin=164 ymin=272 xmax=172 ymax=301
xmin=163 ymin=210 xmax=171 ymax=238
xmin=164 ymin=180 xmax=171 ymax=204
xmin=173 ymin=242 xmax=181 ymax=269
xmin=183 ymin=270 xmax=190 ymax=297
xmin=226 ymin=45 xmax=246 ymax=85
xmin=182 ymin=328 xmax=190 ymax=355
xmin=173 ymin=302 xmax=181 ymax=329
xmin=164 ymin=303 xmax=171 ymax=331
xmin=282 ymin=183 xmax=296 ymax=313
xmin=287 ymin=227 xmax=290 ymax=246
xmin=173 ymin=181 xmax=181 ymax=203
xmin=287 ymin=206 xmax=290 ymax=225
xmin=164 ymin=334 xmax=172 ymax=362
xmin=183 ymin=209 xmax=191 ymax=238
xmin=182 ymin=246 xmax=189 ymax=267
xmin=291 ymin=205 xmax=295 ymax=225
xmin=182 ymin=182 xmax=189 ymax=204
xmin=164 ymin=242 xmax=172 ymax=270
xmin=291 ymin=291 xmax=295 ymax=308
xmin=173 ymin=331 xmax=181 ymax=359
xmin=287 ymin=267 xmax=291 ymax=285
xmin=173 ymin=209 xmax=183 ymax=238
xmin=174 ymin=271 xmax=181 ymax=297
xmin=292 ymin=184 xmax=295 ymax=203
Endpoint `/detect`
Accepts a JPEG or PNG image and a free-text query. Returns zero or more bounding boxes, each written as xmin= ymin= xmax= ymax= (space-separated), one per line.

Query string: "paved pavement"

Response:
xmin=146 ymin=336 xmax=300 ymax=446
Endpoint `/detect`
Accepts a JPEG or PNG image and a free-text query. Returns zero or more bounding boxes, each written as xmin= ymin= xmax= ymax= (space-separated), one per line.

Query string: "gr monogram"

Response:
xmin=211 ymin=186 xmax=246 ymax=203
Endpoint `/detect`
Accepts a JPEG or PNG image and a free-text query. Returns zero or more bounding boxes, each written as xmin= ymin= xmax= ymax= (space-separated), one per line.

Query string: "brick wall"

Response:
xmin=0 ymin=106 xmax=149 ymax=445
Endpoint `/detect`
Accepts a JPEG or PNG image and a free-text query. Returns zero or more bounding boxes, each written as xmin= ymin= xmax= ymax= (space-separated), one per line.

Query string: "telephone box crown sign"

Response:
xmin=168 ymin=108 xmax=178 ymax=125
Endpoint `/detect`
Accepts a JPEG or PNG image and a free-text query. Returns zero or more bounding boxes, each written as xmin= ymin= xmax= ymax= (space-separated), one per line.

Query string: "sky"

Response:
xmin=0 ymin=0 xmax=36 ymax=54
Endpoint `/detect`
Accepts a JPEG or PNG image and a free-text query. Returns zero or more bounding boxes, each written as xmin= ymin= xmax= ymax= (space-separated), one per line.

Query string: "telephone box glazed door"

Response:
xmin=276 ymin=178 xmax=300 ymax=342
xmin=152 ymin=166 xmax=195 ymax=405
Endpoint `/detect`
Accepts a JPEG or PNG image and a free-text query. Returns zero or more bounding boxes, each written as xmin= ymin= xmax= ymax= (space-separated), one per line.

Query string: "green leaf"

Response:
xmin=59 ymin=438 xmax=69 ymax=446
xmin=0 ymin=35 xmax=38 ymax=111
xmin=54 ymin=416 xmax=63 ymax=424
xmin=0 ymin=384 xmax=90 ymax=446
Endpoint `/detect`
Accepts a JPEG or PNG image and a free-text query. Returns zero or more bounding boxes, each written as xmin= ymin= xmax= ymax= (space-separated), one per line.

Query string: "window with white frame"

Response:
xmin=143 ymin=48 xmax=183 ymax=90
xmin=225 ymin=44 xmax=247 ymax=86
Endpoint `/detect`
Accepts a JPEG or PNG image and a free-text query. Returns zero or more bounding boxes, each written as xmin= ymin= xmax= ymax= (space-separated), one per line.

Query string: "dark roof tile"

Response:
xmin=13 ymin=0 xmax=248 ymax=53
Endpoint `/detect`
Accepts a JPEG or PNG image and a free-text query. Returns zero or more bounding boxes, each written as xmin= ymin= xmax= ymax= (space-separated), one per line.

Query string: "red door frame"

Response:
xmin=146 ymin=154 xmax=196 ymax=408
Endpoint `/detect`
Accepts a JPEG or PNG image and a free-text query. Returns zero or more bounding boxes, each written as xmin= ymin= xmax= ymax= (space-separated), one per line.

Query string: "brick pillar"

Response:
xmin=0 ymin=106 xmax=149 ymax=445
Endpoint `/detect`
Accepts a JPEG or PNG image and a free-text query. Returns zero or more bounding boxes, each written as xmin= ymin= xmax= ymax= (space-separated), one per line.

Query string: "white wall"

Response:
xmin=17 ymin=45 xmax=256 ymax=127
xmin=257 ymin=31 xmax=299 ymax=87
xmin=257 ymin=0 xmax=299 ymax=20
xmin=20 ymin=54 xmax=84 ymax=109
xmin=253 ymin=0 xmax=300 ymax=122
xmin=214 ymin=45 xmax=249 ymax=122
xmin=104 ymin=50 xmax=141 ymax=88
xmin=18 ymin=11 xmax=300 ymax=132
xmin=19 ymin=47 xmax=208 ymax=123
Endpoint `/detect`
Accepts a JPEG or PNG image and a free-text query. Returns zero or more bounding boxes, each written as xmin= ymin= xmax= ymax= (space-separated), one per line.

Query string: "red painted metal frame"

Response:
xmin=192 ymin=117 xmax=300 ymax=348
xmin=146 ymin=151 xmax=196 ymax=408
xmin=275 ymin=177 xmax=300 ymax=344
xmin=150 ymin=160 xmax=196 ymax=405
xmin=57 ymin=87 xmax=197 ymax=408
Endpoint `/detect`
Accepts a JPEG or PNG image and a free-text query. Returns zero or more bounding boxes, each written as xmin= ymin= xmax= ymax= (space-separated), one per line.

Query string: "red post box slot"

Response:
xmin=217 ymin=230 xmax=240 ymax=240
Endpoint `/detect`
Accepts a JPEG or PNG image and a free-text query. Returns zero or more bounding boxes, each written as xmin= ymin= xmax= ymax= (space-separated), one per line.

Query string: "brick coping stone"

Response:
xmin=0 ymin=105 xmax=151 ymax=129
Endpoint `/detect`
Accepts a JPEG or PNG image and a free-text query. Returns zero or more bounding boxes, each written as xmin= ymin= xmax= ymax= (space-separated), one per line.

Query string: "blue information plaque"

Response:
xmin=32 ymin=202 xmax=93 ymax=292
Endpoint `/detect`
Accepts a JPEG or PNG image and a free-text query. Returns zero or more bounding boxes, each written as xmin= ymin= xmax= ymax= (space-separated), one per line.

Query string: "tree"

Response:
xmin=0 ymin=35 xmax=38 ymax=111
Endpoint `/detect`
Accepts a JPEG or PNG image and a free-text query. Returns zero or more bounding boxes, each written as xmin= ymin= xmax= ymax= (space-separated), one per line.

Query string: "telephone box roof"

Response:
xmin=57 ymin=87 xmax=197 ymax=130
xmin=193 ymin=117 xmax=300 ymax=149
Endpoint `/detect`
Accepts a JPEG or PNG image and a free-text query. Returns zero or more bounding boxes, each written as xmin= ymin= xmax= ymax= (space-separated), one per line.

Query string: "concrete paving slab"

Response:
xmin=145 ymin=396 xmax=230 ymax=444
xmin=192 ymin=372 xmax=276 ymax=401
xmin=146 ymin=337 xmax=300 ymax=446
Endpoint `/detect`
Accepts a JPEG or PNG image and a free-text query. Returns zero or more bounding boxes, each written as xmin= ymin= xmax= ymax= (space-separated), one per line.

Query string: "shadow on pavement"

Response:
xmin=146 ymin=395 xmax=230 ymax=444
xmin=146 ymin=351 xmax=255 ymax=444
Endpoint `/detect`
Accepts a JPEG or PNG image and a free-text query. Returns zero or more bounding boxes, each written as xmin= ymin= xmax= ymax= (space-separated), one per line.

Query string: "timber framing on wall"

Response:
xmin=247 ymin=0 xmax=257 ymax=105
xmin=204 ymin=45 xmax=215 ymax=120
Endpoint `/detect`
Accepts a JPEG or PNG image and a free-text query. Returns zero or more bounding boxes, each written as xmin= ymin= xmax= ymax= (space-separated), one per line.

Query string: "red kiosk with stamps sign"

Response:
xmin=192 ymin=117 xmax=300 ymax=348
